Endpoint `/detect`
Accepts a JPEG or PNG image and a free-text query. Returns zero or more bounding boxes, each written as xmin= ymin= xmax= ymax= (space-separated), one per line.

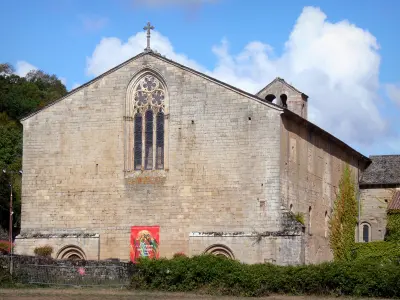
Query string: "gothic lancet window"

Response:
xmin=156 ymin=112 xmax=164 ymax=169
xmin=144 ymin=110 xmax=153 ymax=169
xmin=134 ymin=113 xmax=142 ymax=170
xmin=131 ymin=74 xmax=165 ymax=171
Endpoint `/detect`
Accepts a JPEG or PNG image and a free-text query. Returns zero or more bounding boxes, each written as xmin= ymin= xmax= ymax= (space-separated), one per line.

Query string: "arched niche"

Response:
xmin=56 ymin=245 xmax=86 ymax=260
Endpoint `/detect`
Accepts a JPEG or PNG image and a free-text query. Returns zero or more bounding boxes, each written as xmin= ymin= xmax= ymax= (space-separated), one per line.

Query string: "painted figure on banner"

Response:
xmin=130 ymin=226 xmax=159 ymax=262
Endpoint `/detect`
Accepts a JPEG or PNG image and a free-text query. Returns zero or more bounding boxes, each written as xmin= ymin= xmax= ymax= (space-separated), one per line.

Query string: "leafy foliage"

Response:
xmin=352 ymin=241 xmax=400 ymax=263
xmin=172 ymin=252 xmax=188 ymax=258
xmin=131 ymin=254 xmax=400 ymax=297
xmin=33 ymin=245 xmax=53 ymax=257
xmin=329 ymin=164 xmax=358 ymax=261
xmin=0 ymin=64 xmax=67 ymax=232
xmin=0 ymin=241 xmax=11 ymax=254
xmin=0 ymin=266 xmax=13 ymax=287
xmin=385 ymin=212 xmax=400 ymax=242
xmin=294 ymin=212 xmax=305 ymax=225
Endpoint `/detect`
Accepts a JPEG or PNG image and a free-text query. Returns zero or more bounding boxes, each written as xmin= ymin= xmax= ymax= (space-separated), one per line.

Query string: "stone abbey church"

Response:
xmin=15 ymin=28 xmax=400 ymax=265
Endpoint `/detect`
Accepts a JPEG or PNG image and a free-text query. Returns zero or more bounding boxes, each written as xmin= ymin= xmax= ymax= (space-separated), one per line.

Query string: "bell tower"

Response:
xmin=256 ymin=77 xmax=308 ymax=119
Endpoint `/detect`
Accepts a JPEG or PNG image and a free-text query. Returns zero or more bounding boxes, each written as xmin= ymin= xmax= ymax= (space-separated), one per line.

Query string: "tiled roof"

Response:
xmin=388 ymin=191 xmax=400 ymax=211
xmin=360 ymin=155 xmax=400 ymax=185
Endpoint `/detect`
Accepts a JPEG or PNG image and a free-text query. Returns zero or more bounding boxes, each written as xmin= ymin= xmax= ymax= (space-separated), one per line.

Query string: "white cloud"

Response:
xmin=15 ymin=61 xmax=38 ymax=77
xmin=385 ymin=83 xmax=400 ymax=106
xmin=86 ymin=31 xmax=204 ymax=77
xmin=86 ymin=6 xmax=398 ymax=151
xmin=79 ymin=15 xmax=109 ymax=32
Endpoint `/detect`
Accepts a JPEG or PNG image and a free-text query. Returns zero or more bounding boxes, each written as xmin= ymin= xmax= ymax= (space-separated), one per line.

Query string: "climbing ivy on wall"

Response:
xmin=329 ymin=164 xmax=358 ymax=261
xmin=385 ymin=212 xmax=400 ymax=242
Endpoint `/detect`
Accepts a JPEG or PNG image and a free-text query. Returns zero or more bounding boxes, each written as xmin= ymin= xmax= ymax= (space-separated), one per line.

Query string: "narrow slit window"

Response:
xmin=324 ymin=211 xmax=328 ymax=238
xmin=156 ymin=112 xmax=164 ymax=169
xmin=134 ymin=113 xmax=142 ymax=170
xmin=144 ymin=110 xmax=153 ymax=170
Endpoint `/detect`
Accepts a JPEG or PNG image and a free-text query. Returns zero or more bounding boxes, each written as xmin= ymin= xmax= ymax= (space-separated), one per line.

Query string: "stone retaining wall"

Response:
xmin=0 ymin=254 xmax=136 ymax=286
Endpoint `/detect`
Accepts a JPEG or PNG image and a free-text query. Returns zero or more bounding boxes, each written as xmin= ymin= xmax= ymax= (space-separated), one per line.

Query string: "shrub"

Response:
xmin=33 ymin=245 xmax=53 ymax=257
xmin=130 ymin=254 xmax=400 ymax=298
xmin=172 ymin=252 xmax=187 ymax=258
xmin=0 ymin=241 xmax=11 ymax=254
xmin=294 ymin=212 xmax=304 ymax=225
xmin=0 ymin=267 xmax=13 ymax=287
xmin=385 ymin=213 xmax=400 ymax=242
xmin=352 ymin=241 xmax=400 ymax=263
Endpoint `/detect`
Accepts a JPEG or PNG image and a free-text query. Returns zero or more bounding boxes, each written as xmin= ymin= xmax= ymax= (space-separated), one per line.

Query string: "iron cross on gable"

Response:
xmin=144 ymin=22 xmax=155 ymax=52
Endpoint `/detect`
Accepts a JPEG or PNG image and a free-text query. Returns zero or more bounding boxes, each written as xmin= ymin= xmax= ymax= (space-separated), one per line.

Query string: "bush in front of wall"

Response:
xmin=130 ymin=254 xmax=400 ymax=298
xmin=385 ymin=212 xmax=400 ymax=242
xmin=33 ymin=245 xmax=53 ymax=257
xmin=172 ymin=252 xmax=188 ymax=258
xmin=0 ymin=241 xmax=11 ymax=254
xmin=352 ymin=241 xmax=400 ymax=263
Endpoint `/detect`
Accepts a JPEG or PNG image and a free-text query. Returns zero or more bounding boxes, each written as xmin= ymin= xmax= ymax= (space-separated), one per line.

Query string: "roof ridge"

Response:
xmin=20 ymin=52 xmax=148 ymax=121
xmin=255 ymin=77 xmax=308 ymax=98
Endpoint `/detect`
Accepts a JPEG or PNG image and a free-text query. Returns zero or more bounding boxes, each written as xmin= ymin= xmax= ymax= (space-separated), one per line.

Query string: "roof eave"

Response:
xmin=282 ymin=109 xmax=370 ymax=164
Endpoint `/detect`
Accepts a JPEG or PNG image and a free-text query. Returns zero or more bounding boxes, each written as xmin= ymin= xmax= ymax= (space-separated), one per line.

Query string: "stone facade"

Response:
xmin=278 ymin=114 xmax=366 ymax=263
xmin=358 ymin=155 xmax=400 ymax=242
xmin=16 ymin=51 xmax=371 ymax=265
xmin=358 ymin=188 xmax=391 ymax=242
xmin=17 ymin=52 xmax=286 ymax=263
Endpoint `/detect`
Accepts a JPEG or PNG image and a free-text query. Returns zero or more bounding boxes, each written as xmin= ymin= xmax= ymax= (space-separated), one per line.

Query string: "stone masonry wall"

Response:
xmin=358 ymin=188 xmax=394 ymax=242
xmin=189 ymin=233 xmax=303 ymax=265
xmin=18 ymin=53 xmax=284 ymax=263
xmin=279 ymin=116 xmax=364 ymax=264
xmin=15 ymin=233 xmax=99 ymax=260
xmin=0 ymin=254 xmax=133 ymax=286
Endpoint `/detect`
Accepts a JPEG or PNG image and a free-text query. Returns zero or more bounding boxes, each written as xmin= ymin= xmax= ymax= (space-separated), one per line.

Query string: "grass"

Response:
xmin=0 ymin=288 xmax=390 ymax=300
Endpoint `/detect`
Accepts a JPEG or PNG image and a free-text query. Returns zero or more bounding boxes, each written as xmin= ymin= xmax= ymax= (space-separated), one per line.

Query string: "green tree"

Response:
xmin=329 ymin=164 xmax=358 ymax=261
xmin=0 ymin=64 xmax=67 ymax=232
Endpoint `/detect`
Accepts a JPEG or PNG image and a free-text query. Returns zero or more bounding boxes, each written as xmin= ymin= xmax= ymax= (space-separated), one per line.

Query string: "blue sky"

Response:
xmin=1 ymin=0 xmax=399 ymax=156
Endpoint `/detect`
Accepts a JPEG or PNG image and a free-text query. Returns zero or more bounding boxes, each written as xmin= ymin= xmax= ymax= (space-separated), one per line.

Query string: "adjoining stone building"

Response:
xmin=15 ymin=29 xmax=384 ymax=264
xmin=358 ymin=155 xmax=400 ymax=243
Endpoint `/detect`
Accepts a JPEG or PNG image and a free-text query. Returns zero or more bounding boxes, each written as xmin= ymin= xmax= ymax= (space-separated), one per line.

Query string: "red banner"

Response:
xmin=130 ymin=226 xmax=160 ymax=262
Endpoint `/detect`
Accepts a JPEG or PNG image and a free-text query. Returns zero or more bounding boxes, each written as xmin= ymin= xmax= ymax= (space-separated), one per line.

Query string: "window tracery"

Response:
xmin=132 ymin=74 xmax=166 ymax=171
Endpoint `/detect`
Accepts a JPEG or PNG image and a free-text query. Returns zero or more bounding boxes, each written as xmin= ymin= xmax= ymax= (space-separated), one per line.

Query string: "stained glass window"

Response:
xmin=134 ymin=114 xmax=142 ymax=170
xmin=132 ymin=74 xmax=165 ymax=170
xmin=145 ymin=110 xmax=153 ymax=170
xmin=156 ymin=112 xmax=164 ymax=169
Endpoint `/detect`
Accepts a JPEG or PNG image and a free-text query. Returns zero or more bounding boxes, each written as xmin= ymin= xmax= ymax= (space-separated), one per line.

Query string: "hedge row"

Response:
xmin=352 ymin=241 xmax=400 ymax=263
xmin=130 ymin=255 xmax=400 ymax=297
xmin=0 ymin=267 xmax=14 ymax=287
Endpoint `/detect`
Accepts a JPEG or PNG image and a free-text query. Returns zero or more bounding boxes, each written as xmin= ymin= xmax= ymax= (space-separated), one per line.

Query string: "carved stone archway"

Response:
xmin=56 ymin=245 xmax=86 ymax=260
xmin=203 ymin=244 xmax=235 ymax=259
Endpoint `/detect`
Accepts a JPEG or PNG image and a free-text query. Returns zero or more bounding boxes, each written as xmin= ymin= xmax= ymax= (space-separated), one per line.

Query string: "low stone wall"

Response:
xmin=0 ymin=254 xmax=136 ymax=286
